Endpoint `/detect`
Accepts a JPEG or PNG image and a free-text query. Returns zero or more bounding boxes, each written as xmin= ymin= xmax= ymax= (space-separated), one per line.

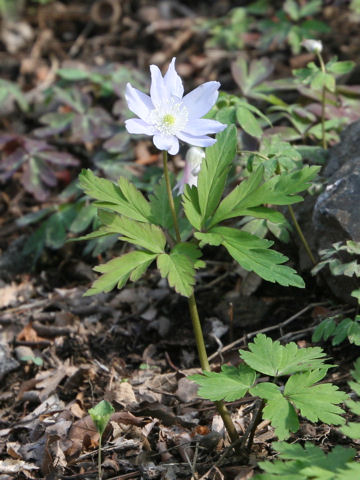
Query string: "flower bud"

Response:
xmin=301 ymin=39 xmax=323 ymax=54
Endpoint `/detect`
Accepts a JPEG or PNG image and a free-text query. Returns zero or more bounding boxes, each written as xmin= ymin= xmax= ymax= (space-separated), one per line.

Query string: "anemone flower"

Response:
xmin=125 ymin=58 xmax=226 ymax=155
xmin=301 ymin=39 xmax=323 ymax=53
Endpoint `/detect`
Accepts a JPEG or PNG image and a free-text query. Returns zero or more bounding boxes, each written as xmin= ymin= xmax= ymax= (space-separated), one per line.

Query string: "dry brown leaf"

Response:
xmin=0 ymin=281 xmax=34 ymax=308
xmin=17 ymin=322 xmax=48 ymax=343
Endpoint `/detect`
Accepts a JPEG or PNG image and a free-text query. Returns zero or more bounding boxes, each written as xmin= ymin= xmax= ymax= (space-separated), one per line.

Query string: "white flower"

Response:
xmin=125 ymin=58 xmax=226 ymax=155
xmin=174 ymin=146 xmax=205 ymax=195
xmin=301 ymin=39 xmax=323 ymax=54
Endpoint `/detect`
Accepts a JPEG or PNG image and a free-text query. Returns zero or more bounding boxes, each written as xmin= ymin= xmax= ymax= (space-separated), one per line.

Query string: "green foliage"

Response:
xmin=313 ymin=316 xmax=360 ymax=347
xmin=239 ymin=334 xmax=331 ymax=377
xmin=157 ymin=243 xmax=204 ymax=297
xmin=149 ymin=174 xmax=180 ymax=231
xmin=255 ymin=442 xmax=359 ymax=479
xmin=191 ymin=334 xmax=346 ymax=440
xmin=85 ymin=251 xmax=158 ymax=296
xmin=200 ymin=7 xmax=251 ymax=50
xmin=311 ymin=240 xmax=360 ymax=278
xmin=79 ymin=169 xmax=152 ymax=223
xmin=196 ymin=125 xmax=237 ymax=227
xmin=0 ymin=79 xmax=29 ymax=112
xmin=190 ymin=364 xmax=256 ymax=402
xmin=196 ymin=227 xmax=304 ymax=287
xmin=89 ymin=400 xmax=115 ymax=436
xmin=340 ymin=357 xmax=360 ymax=440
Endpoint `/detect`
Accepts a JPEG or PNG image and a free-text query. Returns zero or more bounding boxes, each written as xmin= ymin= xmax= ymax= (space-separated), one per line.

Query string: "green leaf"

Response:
xmin=190 ymin=364 xmax=256 ymax=402
xmin=312 ymin=317 xmax=337 ymax=343
xmin=236 ymin=105 xmax=263 ymax=137
xmin=89 ymin=400 xmax=115 ymax=436
xmin=98 ymin=211 xmax=166 ymax=253
xmin=149 ymin=175 xmax=179 ymax=230
xmin=196 ymin=228 xmax=305 ymax=288
xmin=183 ymin=185 xmax=202 ymax=230
xmin=57 ymin=68 xmax=90 ymax=81
xmin=250 ymin=382 xmax=299 ymax=440
xmin=157 ymin=243 xmax=203 ymax=297
xmin=209 ymin=165 xmax=320 ymax=228
xmin=85 ymin=251 xmax=157 ymax=296
xmin=79 ymin=169 xmax=151 ymax=223
xmin=70 ymin=203 xmax=97 ymax=233
xmin=196 ymin=125 xmax=237 ymax=225
xmin=257 ymin=442 xmax=357 ymax=480
xmin=327 ymin=61 xmax=355 ymax=75
xmin=239 ymin=334 xmax=330 ymax=377
xmin=284 ymin=369 xmax=347 ymax=425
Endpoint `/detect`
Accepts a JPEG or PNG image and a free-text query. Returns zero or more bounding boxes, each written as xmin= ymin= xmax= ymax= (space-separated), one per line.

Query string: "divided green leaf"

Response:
xmin=189 ymin=364 xmax=256 ymax=402
xmin=196 ymin=125 xmax=237 ymax=225
xmin=85 ymin=250 xmax=157 ymax=296
xmin=157 ymin=243 xmax=204 ymax=297
xmin=239 ymin=334 xmax=330 ymax=377
xmin=78 ymin=169 xmax=151 ymax=222
xmin=98 ymin=211 xmax=166 ymax=253
xmin=196 ymin=228 xmax=304 ymax=287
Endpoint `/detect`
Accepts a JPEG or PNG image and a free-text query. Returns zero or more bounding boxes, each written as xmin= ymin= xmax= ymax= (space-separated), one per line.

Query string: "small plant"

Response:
xmin=191 ymin=334 xmax=346 ymax=443
xmin=255 ymin=356 xmax=360 ymax=478
xmin=312 ymin=240 xmax=360 ymax=346
xmin=293 ymin=43 xmax=355 ymax=148
xmin=89 ymin=400 xmax=115 ymax=480
xmin=0 ymin=133 xmax=79 ymax=200
xmin=0 ymin=78 xmax=29 ymax=112
xmin=76 ymin=57 xmax=322 ymax=452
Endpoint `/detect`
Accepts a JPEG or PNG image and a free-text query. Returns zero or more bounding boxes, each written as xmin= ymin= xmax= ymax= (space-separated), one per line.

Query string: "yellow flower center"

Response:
xmin=162 ymin=114 xmax=176 ymax=126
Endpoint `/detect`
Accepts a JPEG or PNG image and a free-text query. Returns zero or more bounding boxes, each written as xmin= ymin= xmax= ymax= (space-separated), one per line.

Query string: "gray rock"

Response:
xmin=313 ymin=156 xmax=360 ymax=302
xmin=324 ymin=119 xmax=360 ymax=177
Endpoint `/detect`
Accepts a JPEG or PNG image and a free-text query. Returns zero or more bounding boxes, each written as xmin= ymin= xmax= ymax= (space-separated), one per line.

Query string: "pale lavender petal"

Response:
xmin=182 ymin=82 xmax=220 ymax=119
xmin=125 ymin=118 xmax=156 ymax=135
xmin=183 ymin=118 xmax=226 ymax=136
xmin=177 ymin=131 xmax=217 ymax=148
xmin=125 ymin=83 xmax=153 ymax=121
xmin=153 ymin=133 xmax=179 ymax=154
xmin=164 ymin=58 xmax=184 ymax=99
xmin=150 ymin=65 xmax=169 ymax=108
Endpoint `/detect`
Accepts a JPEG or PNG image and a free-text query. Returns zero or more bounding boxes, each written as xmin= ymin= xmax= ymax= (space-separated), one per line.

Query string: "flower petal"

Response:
xmin=177 ymin=131 xmax=217 ymax=148
xmin=150 ymin=65 xmax=169 ymax=108
xmin=183 ymin=118 xmax=226 ymax=136
xmin=153 ymin=134 xmax=179 ymax=154
xmin=182 ymin=81 xmax=221 ymax=119
xmin=125 ymin=118 xmax=155 ymax=135
xmin=164 ymin=58 xmax=184 ymax=99
xmin=125 ymin=83 xmax=154 ymax=121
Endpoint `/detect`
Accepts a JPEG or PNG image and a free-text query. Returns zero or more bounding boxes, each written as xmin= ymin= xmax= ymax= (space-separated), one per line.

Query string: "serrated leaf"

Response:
xmin=85 ymin=251 xmax=157 ymax=296
xmin=327 ymin=61 xmax=355 ymax=75
xmin=149 ymin=174 xmax=180 ymax=230
xmin=98 ymin=211 xmax=166 ymax=253
xmin=196 ymin=228 xmax=305 ymax=288
xmin=196 ymin=125 xmax=237 ymax=225
xmin=190 ymin=364 xmax=256 ymax=401
xmin=183 ymin=185 xmax=202 ymax=230
xmin=250 ymin=383 xmax=299 ymax=440
xmin=239 ymin=334 xmax=330 ymax=377
xmin=209 ymin=165 xmax=320 ymax=228
xmin=284 ymin=369 xmax=347 ymax=425
xmin=79 ymin=169 xmax=151 ymax=223
xmin=157 ymin=243 xmax=202 ymax=297
xmin=89 ymin=400 xmax=115 ymax=436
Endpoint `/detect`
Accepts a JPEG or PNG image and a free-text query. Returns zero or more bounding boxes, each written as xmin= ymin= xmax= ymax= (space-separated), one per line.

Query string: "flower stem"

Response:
xmin=316 ymin=51 xmax=327 ymax=150
xmin=98 ymin=434 xmax=102 ymax=480
xmin=162 ymin=150 xmax=240 ymax=451
xmin=288 ymin=204 xmax=316 ymax=266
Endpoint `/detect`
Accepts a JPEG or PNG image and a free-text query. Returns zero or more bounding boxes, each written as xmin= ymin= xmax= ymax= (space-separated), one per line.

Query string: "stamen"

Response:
xmin=150 ymin=98 xmax=188 ymax=136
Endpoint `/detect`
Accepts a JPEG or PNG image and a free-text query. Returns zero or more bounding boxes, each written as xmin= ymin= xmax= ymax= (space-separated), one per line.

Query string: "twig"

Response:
xmin=209 ymin=302 xmax=328 ymax=361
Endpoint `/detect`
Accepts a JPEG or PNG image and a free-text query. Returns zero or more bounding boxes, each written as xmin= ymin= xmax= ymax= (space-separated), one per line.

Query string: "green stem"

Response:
xmin=316 ymin=51 xmax=327 ymax=150
xmin=98 ymin=434 xmax=102 ymax=480
xmin=162 ymin=150 xmax=240 ymax=451
xmin=288 ymin=204 xmax=316 ymax=266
